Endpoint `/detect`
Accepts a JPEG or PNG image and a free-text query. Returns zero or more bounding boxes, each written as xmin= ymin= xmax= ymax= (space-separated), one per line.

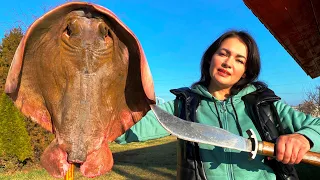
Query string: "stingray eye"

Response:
xmin=66 ymin=25 xmax=72 ymax=36
xmin=65 ymin=19 xmax=80 ymax=37
xmin=98 ymin=22 xmax=109 ymax=38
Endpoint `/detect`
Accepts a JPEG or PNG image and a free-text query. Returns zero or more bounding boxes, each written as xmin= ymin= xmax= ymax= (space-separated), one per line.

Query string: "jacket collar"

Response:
xmin=191 ymin=84 xmax=257 ymax=102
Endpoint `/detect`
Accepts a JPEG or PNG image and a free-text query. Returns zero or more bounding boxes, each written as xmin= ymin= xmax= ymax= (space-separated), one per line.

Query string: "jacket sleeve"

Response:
xmin=115 ymin=100 xmax=176 ymax=144
xmin=274 ymin=100 xmax=320 ymax=152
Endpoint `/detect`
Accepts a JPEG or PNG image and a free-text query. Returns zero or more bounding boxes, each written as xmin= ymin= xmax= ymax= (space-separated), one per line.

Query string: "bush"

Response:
xmin=0 ymin=93 xmax=33 ymax=171
xmin=25 ymin=118 xmax=55 ymax=163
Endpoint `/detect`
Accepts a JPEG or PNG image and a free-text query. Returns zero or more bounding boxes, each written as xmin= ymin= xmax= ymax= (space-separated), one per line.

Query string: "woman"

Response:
xmin=116 ymin=30 xmax=320 ymax=180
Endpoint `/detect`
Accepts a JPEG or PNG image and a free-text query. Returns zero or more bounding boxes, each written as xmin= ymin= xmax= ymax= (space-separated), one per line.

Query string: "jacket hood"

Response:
xmin=191 ymin=84 xmax=257 ymax=101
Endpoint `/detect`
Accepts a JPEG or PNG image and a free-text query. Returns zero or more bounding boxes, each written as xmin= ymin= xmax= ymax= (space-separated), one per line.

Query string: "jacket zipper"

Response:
xmin=220 ymin=101 xmax=234 ymax=180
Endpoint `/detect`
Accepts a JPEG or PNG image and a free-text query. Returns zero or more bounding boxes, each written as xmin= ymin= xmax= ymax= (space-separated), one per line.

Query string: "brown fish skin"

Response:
xmin=39 ymin=12 xmax=123 ymax=177
xmin=5 ymin=2 xmax=155 ymax=178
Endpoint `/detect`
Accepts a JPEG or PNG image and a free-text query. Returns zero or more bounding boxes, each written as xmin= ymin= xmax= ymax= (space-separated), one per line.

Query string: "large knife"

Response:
xmin=150 ymin=104 xmax=320 ymax=166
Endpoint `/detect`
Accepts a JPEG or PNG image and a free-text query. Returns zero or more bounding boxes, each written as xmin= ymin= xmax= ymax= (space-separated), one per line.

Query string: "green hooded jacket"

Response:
xmin=116 ymin=84 xmax=320 ymax=180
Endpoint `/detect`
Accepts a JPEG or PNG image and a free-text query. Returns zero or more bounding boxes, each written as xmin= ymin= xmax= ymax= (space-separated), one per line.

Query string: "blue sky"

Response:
xmin=1 ymin=0 xmax=319 ymax=106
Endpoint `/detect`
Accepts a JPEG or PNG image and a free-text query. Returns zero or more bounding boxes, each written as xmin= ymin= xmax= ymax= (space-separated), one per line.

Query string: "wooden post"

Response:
xmin=64 ymin=164 xmax=74 ymax=180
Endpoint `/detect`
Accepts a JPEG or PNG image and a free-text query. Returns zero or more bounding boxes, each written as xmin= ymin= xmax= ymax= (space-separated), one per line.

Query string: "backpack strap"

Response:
xmin=170 ymin=87 xmax=207 ymax=180
xmin=242 ymin=82 xmax=283 ymax=141
xmin=170 ymin=87 xmax=201 ymax=122
xmin=242 ymin=82 xmax=299 ymax=180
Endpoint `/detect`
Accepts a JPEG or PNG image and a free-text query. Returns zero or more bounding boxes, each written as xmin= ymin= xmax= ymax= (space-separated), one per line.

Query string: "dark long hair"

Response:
xmin=191 ymin=30 xmax=261 ymax=94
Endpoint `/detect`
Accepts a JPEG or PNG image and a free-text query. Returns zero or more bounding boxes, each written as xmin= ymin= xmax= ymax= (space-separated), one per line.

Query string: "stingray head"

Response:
xmin=5 ymin=2 xmax=155 ymax=178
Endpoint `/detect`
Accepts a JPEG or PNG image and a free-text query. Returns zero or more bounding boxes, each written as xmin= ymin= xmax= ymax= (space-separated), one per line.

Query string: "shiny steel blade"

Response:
xmin=151 ymin=104 xmax=252 ymax=152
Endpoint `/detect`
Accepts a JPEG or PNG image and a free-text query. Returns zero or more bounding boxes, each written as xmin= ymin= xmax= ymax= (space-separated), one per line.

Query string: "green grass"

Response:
xmin=0 ymin=135 xmax=319 ymax=179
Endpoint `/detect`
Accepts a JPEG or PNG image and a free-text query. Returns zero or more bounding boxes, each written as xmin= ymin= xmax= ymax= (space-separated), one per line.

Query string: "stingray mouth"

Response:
xmin=73 ymin=163 xmax=82 ymax=168
xmin=41 ymin=139 xmax=114 ymax=178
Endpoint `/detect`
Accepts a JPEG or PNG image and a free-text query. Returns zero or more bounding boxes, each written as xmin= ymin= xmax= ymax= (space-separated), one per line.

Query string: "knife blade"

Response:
xmin=150 ymin=104 xmax=320 ymax=166
xmin=151 ymin=104 xmax=252 ymax=152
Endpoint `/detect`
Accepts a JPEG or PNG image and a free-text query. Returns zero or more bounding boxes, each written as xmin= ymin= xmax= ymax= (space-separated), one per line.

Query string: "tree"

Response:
xmin=305 ymin=86 xmax=320 ymax=116
xmin=297 ymin=86 xmax=320 ymax=116
xmin=25 ymin=118 xmax=55 ymax=162
xmin=0 ymin=27 xmax=54 ymax=171
xmin=297 ymin=100 xmax=317 ymax=115
xmin=0 ymin=27 xmax=23 ymax=91
xmin=0 ymin=93 xmax=33 ymax=170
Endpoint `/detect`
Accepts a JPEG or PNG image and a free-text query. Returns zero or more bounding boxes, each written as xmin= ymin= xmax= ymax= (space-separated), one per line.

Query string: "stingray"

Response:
xmin=5 ymin=2 xmax=155 ymax=178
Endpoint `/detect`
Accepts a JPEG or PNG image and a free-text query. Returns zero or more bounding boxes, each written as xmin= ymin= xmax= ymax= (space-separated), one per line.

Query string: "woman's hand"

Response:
xmin=275 ymin=134 xmax=311 ymax=164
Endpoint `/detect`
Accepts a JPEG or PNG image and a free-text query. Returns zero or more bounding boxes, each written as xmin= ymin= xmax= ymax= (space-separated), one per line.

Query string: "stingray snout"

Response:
xmin=66 ymin=144 xmax=88 ymax=164
xmin=67 ymin=150 xmax=87 ymax=164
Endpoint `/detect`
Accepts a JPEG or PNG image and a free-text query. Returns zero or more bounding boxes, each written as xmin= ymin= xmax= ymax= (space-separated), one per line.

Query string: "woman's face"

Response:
xmin=209 ymin=37 xmax=248 ymax=89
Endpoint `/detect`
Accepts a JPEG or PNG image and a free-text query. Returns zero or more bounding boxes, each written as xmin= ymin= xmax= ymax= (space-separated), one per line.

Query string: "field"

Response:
xmin=0 ymin=135 xmax=319 ymax=180
xmin=0 ymin=136 xmax=177 ymax=180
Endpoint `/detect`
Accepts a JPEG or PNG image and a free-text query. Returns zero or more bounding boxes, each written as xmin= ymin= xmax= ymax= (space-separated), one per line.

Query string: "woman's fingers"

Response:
xmin=276 ymin=136 xmax=287 ymax=162
xmin=275 ymin=134 xmax=311 ymax=164
xmin=283 ymin=141 xmax=294 ymax=164
xmin=295 ymin=142 xmax=310 ymax=164
xmin=289 ymin=144 xmax=299 ymax=164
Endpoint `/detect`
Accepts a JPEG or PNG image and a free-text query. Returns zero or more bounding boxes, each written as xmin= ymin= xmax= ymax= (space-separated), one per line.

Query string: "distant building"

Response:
xmin=291 ymin=106 xmax=299 ymax=111
xmin=295 ymin=103 xmax=320 ymax=117
xmin=156 ymin=97 xmax=165 ymax=105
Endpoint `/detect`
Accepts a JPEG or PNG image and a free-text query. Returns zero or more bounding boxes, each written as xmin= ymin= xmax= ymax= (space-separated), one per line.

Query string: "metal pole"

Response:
xmin=64 ymin=164 xmax=74 ymax=180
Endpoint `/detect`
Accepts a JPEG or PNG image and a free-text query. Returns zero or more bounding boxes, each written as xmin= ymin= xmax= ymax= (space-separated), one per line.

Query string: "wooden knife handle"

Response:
xmin=257 ymin=141 xmax=320 ymax=166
